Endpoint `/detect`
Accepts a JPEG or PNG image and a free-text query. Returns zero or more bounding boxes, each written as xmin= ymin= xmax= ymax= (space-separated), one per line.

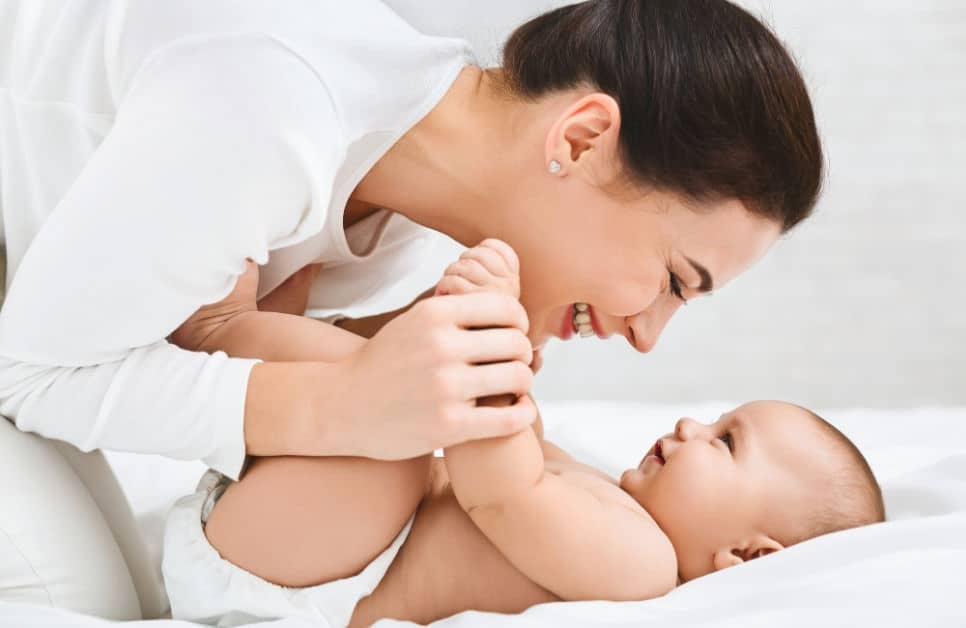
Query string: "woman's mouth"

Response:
xmin=558 ymin=303 xmax=606 ymax=340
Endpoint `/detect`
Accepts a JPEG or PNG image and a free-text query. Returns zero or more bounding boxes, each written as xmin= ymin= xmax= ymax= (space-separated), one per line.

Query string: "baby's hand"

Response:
xmin=435 ymin=238 xmax=520 ymax=299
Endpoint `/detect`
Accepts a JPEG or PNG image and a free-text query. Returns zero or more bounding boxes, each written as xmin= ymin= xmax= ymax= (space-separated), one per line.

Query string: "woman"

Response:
xmin=0 ymin=0 xmax=820 ymax=501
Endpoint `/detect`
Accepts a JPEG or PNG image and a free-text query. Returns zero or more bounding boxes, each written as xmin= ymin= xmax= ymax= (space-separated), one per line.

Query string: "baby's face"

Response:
xmin=619 ymin=401 xmax=825 ymax=581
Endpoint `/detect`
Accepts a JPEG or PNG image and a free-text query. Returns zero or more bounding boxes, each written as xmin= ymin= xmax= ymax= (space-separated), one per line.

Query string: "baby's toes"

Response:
xmin=435 ymin=274 xmax=480 ymax=296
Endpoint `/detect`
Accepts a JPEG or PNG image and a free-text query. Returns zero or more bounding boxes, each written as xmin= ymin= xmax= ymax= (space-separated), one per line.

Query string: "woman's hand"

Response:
xmin=332 ymin=291 xmax=537 ymax=459
xmin=332 ymin=240 xmax=535 ymax=460
xmin=436 ymin=238 xmax=543 ymax=375
xmin=172 ymin=247 xmax=537 ymax=461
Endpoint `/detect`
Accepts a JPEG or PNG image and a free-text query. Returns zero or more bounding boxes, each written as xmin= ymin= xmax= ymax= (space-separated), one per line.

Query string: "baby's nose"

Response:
xmin=674 ymin=417 xmax=701 ymax=441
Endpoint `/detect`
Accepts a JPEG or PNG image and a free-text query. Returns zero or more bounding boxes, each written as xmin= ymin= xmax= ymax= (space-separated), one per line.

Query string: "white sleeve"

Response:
xmin=0 ymin=34 xmax=343 ymax=479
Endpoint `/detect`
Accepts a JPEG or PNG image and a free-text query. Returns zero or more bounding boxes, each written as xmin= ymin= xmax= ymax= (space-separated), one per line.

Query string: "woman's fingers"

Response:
xmin=460 ymin=328 xmax=533 ymax=365
xmin=459 ymin=393 xmax=537 ymax=441
xmin=436 ymin=292 xmax=529 ymax=334
xmin=460 ymin=360 xmax=534 ymax=400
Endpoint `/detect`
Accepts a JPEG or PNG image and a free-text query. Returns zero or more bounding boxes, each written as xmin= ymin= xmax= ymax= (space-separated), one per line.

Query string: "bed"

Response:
xmin=2 ymin=401 xmax=964 ymax=627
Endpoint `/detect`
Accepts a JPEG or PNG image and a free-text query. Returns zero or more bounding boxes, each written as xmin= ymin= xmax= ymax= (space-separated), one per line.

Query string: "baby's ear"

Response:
xmin=712 ymin=535 xmax=784 ymax=571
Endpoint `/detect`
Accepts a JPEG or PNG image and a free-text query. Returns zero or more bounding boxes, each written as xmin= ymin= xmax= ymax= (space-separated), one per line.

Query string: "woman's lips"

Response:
xmin=587 ymin=305 xmax=606 ymax=338
xmin=559 ymin=304 xmax=575 ymax=340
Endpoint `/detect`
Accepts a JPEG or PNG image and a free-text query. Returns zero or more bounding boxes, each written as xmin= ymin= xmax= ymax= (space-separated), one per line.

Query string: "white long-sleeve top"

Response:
xmin=0 ymin=1 xmax=472 ymax=479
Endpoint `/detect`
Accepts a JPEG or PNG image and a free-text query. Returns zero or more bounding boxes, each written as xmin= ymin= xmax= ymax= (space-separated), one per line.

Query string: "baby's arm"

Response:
xmin=437 ymin=241 xmax=676 ymax=601
xmin=444 ymin=424 xmax=677 ymax=602
xmin=170 ymin=260 xmax=366 ymax=362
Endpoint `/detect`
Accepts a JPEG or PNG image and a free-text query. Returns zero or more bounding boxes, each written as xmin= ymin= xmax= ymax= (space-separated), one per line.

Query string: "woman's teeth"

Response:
xmin=573 ymin=303 xmax=594 ymax=337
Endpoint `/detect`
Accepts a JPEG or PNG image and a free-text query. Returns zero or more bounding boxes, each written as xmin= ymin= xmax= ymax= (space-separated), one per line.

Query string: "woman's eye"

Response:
xmin=668 ymin=271 xmax=688 ymax=304
xmin=719 ymin=432 xmax=734 ymax=452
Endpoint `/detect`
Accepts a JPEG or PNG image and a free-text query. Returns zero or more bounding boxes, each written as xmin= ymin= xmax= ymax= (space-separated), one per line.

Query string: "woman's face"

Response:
xmin=492 ymin=90 xmax=783 ymax=354
xmin=510 ymin=186 xmax=782 ymax=353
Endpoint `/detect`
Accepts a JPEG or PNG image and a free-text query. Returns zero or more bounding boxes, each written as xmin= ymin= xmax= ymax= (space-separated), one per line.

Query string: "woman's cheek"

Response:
xmin=596 ymin=282 xmax=662 ymax=320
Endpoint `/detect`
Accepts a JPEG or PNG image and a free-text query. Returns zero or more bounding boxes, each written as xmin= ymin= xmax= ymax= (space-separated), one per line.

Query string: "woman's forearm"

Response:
xmin=195 ymin=309 xmax=367 ymax=457
xmin=243 ymin=360 xmax=351 ymax=457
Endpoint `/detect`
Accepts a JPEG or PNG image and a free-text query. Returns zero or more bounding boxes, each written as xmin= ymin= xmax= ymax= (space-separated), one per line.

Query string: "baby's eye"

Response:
xmin=718 ymin=432 xmax=734 ymax=452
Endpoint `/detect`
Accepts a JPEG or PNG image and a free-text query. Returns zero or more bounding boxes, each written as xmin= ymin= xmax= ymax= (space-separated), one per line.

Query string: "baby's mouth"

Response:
xmin=640 ymin=439 xmax=666 ymax=468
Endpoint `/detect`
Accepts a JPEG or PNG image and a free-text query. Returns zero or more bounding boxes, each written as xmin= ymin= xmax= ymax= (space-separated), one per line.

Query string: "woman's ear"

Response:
xmin=712 ymin=535 xmax=784 ymax=572
xmin=545 ymin=92 xmax=621 ymax=180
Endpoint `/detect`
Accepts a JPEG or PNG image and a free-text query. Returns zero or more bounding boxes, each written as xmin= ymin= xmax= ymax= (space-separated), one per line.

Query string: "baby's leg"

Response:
xmin=203 ymin=453 xmax=432 ymax=588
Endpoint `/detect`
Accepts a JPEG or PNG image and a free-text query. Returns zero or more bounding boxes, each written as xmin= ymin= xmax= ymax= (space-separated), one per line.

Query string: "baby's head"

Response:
xmin=619 ymin=400 xmax=885 ymax=582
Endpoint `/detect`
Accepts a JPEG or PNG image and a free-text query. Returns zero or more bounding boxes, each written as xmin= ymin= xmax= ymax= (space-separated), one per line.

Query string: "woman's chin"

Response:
xmin=527 ymin=330 xmax=545 ymax=352
xmin=527 ymin=309 xmax=561 ymax=347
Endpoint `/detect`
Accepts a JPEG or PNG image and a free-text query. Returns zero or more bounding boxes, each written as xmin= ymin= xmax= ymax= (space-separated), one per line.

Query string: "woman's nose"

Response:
xmin=625 ymin=297 xmax=683 ymax=353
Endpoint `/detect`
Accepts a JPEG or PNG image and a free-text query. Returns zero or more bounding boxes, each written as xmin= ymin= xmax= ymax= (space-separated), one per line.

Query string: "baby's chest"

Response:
xmin=542 ymin=457 xmax=646 ymax=514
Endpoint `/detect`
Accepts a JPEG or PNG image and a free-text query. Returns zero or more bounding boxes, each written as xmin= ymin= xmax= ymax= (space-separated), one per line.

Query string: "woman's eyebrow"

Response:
xmin=685 ymin=257 xmax=714 ymax=292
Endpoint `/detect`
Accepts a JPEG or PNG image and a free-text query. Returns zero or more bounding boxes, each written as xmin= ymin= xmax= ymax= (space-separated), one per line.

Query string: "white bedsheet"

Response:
xmin=2 ymin=401 xmax=965 ymax=627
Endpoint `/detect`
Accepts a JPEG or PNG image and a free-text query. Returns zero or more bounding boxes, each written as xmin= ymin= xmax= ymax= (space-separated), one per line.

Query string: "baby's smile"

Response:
xmin=638 ymin=438 xmax=666 ymax=470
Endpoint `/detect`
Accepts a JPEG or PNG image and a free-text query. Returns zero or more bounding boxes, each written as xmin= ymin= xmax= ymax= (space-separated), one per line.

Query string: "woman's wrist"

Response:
xmin=244 ymin=358 xmax=359 ymax=457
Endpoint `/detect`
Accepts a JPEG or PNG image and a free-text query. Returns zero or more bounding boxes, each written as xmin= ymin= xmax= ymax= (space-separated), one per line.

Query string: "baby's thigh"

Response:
xmin=203 ymin=454 xmax=432 ymax=588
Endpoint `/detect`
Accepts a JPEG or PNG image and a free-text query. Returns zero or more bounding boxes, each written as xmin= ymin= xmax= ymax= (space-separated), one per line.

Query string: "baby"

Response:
xmin=162 ymin=241 xmax=885 ymax=627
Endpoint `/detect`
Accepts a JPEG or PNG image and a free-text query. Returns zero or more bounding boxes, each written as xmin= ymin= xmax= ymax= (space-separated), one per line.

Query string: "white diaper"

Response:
xmin=162 ymin=470 xmax=413 ymax=627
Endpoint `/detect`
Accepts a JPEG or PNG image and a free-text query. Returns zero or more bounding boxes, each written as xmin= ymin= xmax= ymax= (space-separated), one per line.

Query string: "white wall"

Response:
xmin=386 ymin=0 xmax=966 ymax=407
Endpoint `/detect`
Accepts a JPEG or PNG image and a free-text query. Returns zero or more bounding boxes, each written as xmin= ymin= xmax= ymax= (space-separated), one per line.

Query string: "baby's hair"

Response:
xmin=783 ymin=408 xmax=886 ymax=546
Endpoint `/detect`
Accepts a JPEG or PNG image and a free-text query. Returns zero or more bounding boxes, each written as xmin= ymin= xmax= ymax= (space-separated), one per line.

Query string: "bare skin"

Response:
xmin=212 ymin=432 xmax=636 ymax=627
xmin=169 ymin=62 xmax=782 ymax=467
xmin=192 ymin=242 xmax=675 ymax=626
xmin=203 ymin=378 xmax=670 ymax=626
xmin=181 ymin=241 xmax=839 ymax=626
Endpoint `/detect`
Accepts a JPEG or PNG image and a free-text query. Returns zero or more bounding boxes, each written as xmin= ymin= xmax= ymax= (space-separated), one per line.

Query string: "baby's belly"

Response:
xmin=350 ymin=482 xmax=559 ymax=626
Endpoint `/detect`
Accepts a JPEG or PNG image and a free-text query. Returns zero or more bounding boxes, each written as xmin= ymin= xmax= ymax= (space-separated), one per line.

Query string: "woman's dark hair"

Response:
xmin=502 ymin=0 xmax=824 ymax=232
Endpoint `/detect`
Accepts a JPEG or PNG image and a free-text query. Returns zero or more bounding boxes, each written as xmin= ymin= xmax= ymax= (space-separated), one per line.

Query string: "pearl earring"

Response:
xmin=548 ymin=160 xmax=562 ymax=174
